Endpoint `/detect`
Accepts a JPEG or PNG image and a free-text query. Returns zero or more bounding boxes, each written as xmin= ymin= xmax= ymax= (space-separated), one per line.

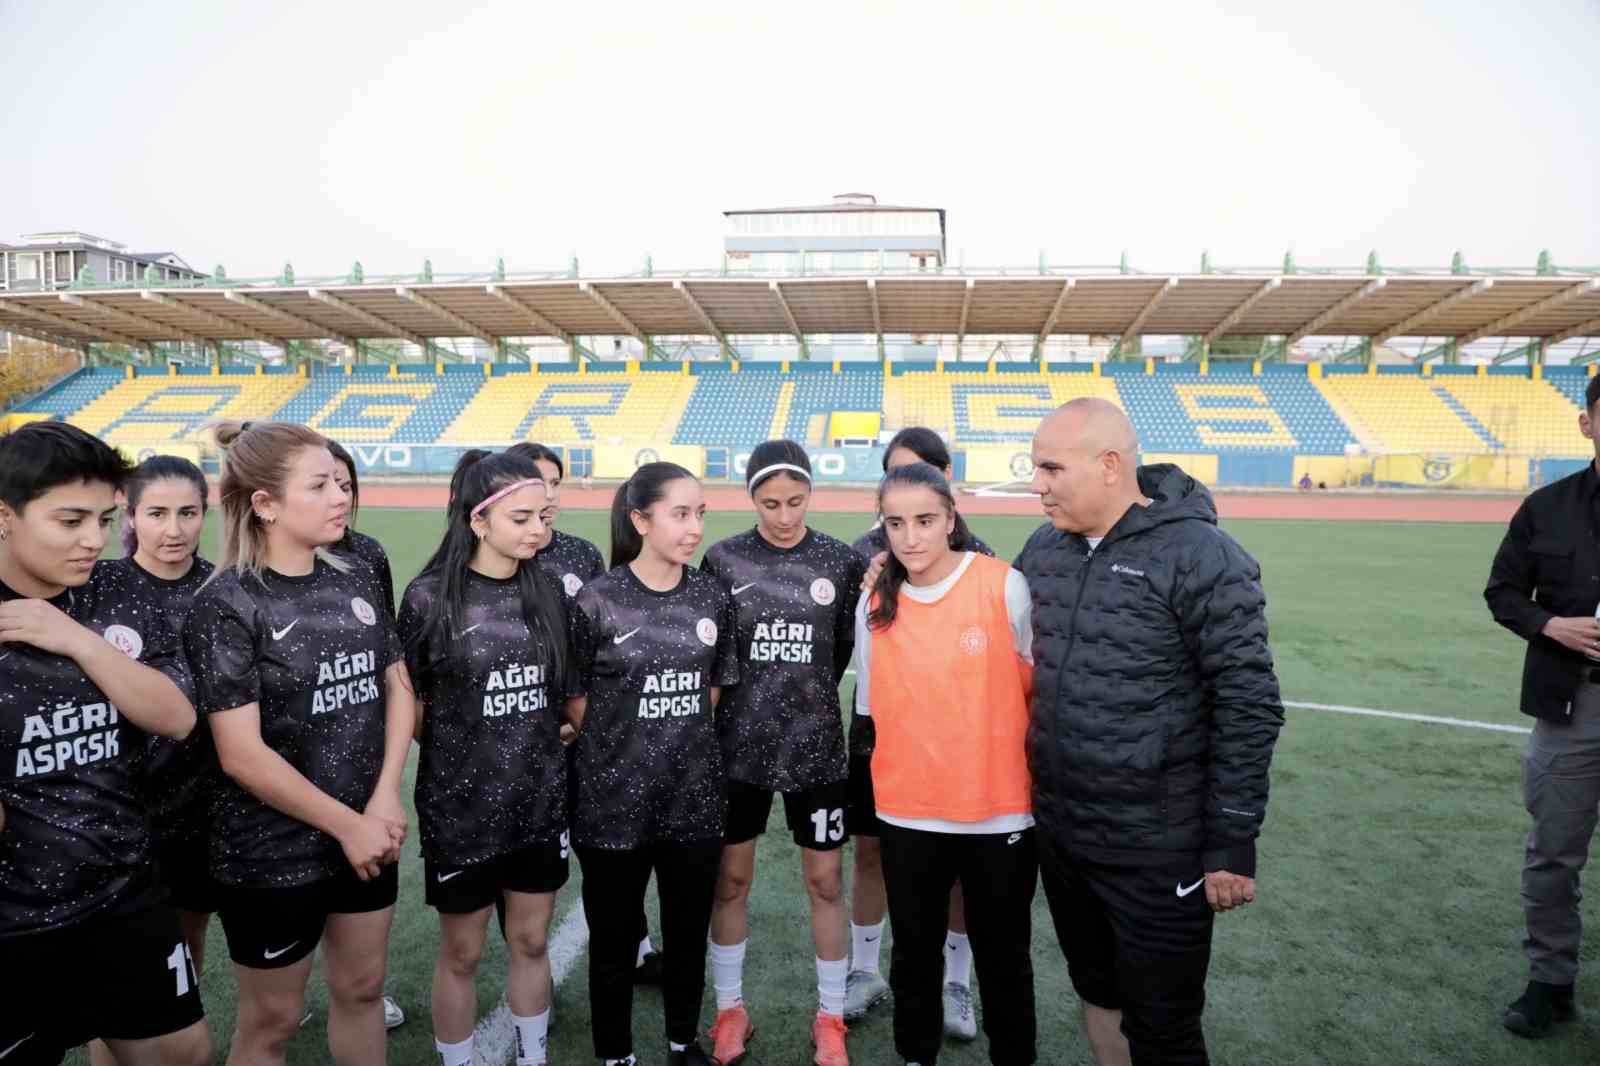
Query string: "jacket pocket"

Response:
xmin=1528 ymin=538 xmax=1575 ymax=587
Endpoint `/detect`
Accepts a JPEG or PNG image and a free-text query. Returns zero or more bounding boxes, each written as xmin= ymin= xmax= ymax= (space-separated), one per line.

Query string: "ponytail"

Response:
xmin=609 ymin=461 xmax=696 ymax=569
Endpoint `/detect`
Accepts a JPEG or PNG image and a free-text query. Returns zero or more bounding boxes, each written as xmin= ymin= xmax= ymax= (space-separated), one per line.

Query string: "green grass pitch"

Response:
xmin=68 ymin=509 xmax=1598 ymax=1064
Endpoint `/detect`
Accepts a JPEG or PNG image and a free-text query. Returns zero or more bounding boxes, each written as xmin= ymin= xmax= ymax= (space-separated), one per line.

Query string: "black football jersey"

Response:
xmin=701 ymin=529 xmax=864 ymax=791
xmin=567 ymin=566 xmax=739 ymax=848
xmin=183 ymin=558 xmax=402 ymax=887
xmin=0 ymin=562 xmax=192 ymax=938
xmin=399 ymin=569 xmax=568 ymax=867
xmin=534 ymin=530 xmax=606 ymax=602
xmin=848 ymin=523 xmax=996 ymax=758
xmin=114 ymin=556 xmax=219 ymax=847
xmin=339 ymin=528 xmax=396 ymax=619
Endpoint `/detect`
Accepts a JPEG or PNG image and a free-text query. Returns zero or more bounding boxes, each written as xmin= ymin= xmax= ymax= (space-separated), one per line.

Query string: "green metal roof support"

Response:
xmin=1451 ymin=251 xmax=1468 ymax=275
xmin=1415 ymin=339 xmax=1455 ymax=364
xmin=1492 ymin=339 xmax=1543 ymax=366
xmin=1537 ymin=250 xmax=1554 ymax=276
xmin=1366 ymin=250 xmax=1382 ymax=275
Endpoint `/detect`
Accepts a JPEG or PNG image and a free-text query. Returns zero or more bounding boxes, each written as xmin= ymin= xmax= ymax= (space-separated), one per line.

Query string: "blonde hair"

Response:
xmin=209 ymin=421 xmax=350 ymax=582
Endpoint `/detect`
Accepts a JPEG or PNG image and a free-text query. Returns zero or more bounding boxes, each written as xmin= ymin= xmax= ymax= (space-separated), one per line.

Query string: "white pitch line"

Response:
xmin=842 ymin=670 xmax=1529 ymax=735
xmin=1283 ymin=699 xmax=1529 ymax=735
xmin=474 ymin=900 xmax=591 ymax=1066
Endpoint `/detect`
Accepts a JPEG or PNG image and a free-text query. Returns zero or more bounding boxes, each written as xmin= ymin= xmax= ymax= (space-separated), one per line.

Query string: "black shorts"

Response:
xmin=0 ymin=904 xmax=206 ymax=1063
xmin=1036 ymin=832 xmax=1214 ymax=1022
xmin=154 ymin=835 xmax=223 ymax=915
xmin=218 ymin=862 xmax=399 ymax=970
xmin=425 ymin=836 xmax=571 ymax=914
xmin=725 ymin=778 xmax=851 ymax=851
xmin=847 ymin=752 xmax=881 ymax=837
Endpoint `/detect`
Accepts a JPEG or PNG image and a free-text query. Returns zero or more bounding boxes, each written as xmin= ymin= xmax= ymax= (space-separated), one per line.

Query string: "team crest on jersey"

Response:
xmin=351 ymin=597 xmax=377 ymax=626
xmin=696 ymin=618 xmax=718 ymax=646
xmin=103 ymin=624 xmax=143 ymax=660
xmin=563 ymin=573 xmax=584 ymax=597
xmin=810 ymin=578 xmax=836 ymax=606
xmin=958 ymin=625 xmax=988 ymax=656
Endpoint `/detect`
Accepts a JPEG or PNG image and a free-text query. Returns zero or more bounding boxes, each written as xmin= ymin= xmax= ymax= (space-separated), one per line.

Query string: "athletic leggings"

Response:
xmin=879 ymin=823 xmax=1039 ymax=1064
xmin=578 ymin=839 xmax=722 ymax=1059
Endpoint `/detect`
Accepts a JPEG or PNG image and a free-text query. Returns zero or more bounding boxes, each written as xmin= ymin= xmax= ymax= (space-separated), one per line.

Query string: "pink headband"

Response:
xmin=470 ymin=477 xmax=545 ymax=518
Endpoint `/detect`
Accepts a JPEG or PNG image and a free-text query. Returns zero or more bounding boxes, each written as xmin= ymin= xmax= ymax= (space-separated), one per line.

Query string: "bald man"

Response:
xmin=1014 ymin=400 xmax=1284 ymax=1066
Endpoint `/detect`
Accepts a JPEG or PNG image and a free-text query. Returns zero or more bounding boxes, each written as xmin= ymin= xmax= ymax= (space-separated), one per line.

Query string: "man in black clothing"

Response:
xmin=1016 ymin=399 xmax=1284 ymax=1066
xmin=1483 ymin=374 xmax=1600 ymax=1038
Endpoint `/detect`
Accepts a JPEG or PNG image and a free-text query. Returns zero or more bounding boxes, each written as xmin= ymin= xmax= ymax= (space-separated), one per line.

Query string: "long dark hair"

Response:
xmin=325 ymin=439 xmax=362 ymax=524
xmin=867 ymin=462 xmax=972 ymax=631
xmin=120 ymin=454 xmax=208 ymax=557
xmin=883 ymin=426 xmax=951 ymax=472
xmin=445 ymin=449 xmax=493 ymax=514
xmin=609 ymin=462 xmax=696 ymax=569
xmin=407 ymin=450 xmax=568 ymax=691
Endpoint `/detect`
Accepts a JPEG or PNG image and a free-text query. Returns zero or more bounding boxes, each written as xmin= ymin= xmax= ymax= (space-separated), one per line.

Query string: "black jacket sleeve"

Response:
xmin=1175 ymin=533 xmax=1285 ymax=878
xmin=1484 ymin=499 xmax=1553 ymax=643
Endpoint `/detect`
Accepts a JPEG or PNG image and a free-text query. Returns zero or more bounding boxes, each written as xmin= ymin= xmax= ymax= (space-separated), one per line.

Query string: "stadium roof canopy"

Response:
xmin=2 ymin=266 xmax=1598 ymax=355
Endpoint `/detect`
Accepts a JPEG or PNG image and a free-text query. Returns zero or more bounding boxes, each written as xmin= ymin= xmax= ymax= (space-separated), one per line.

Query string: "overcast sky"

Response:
xmin=4 ymin=0 xmax=1597 ymax=281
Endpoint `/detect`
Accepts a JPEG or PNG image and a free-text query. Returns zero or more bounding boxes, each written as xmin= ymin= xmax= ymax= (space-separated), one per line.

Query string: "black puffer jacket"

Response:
xmin=1016 ymin=465 xmax=1283 ymax=877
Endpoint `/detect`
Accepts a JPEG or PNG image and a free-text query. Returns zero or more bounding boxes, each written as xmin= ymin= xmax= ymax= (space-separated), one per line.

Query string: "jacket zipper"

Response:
xmin=1050 ymin=550 xmax=1096 ymax=777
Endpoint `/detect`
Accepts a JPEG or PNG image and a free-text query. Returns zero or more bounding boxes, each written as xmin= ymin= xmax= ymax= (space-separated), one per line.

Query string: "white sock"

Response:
xmin=944 ymin=931 xmax=972 ymax=988
xmin=851 ymin=920 xmax=885 ymax=974
xmin=709 ymin=938 xmax=746 ymax=1010
xmin=511 ymin=1008 xmax=550 ymax=1066
xmin=817 ymin=955 xmax=848 ymax=1016
xmin=435 ymin=1035 xmax=474 ymax=1066
xmin=604 ymin=1058 xmax=636 ymax=1065
xmin=636 ymin=935 xmax=655 ymax=966
xmin=669 ymin=1041 xmax=687 ymax=1052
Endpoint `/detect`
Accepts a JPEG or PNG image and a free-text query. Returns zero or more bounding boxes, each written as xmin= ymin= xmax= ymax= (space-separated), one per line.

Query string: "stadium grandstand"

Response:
xmin=4 ymin=198 xmax=1600 ymax=492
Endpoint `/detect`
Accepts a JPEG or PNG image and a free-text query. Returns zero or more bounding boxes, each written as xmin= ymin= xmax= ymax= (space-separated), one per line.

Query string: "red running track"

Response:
xmin=358 ymin=483 xmax=1518 ymax=524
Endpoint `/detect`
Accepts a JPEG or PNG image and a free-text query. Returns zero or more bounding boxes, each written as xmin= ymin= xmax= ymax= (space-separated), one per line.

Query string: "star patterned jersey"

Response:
xmin=183 ymin=557 xmax=402 ymax=887
xmin=0 ymin=561 xmax=193 ymax=938
xmin=701 ymin=528 xmax=864 ymax=791
xmin=566 ymin=565 xmax=738 ymax=848
xmin=399 ymin=567 xmax=569 ymax=867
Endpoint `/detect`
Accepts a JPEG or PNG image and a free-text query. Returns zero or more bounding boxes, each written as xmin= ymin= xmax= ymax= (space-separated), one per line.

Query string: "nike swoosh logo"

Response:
xmin=437 ymin=870 xmax=465 ymax=883
xmin=731 ymin=582 xmax=756 ymax=595
xmin=461 ymin=623 xmax=483 ymax=635
xmin=271 ymin=620 xmax=299 ymax=641
xmin=263 ymin=941 xmax=300 ymax=960
xmin=1176 ymin=878 xmax=1205 ymax=898
xmin=863 ymin=935 xmax=880 ymax=943
xmin=0 ymin=1034 xmax=34 ymax=1060
xmin=1006 ymin=832 xmax=1022 ymax=845
xmin=613 ymin=628 xmax=640 ymax=645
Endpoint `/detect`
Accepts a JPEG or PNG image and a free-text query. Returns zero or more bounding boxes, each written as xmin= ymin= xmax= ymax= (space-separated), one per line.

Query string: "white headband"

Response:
xmin=747 ymin=463 xmax=812 ymax=493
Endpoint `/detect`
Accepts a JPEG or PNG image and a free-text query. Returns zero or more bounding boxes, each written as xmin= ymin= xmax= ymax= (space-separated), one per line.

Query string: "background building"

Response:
xmin=724 ymin=193 xmax=946 ymax=275
xmin=0 ymin=231 xmax=205 ymax=292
